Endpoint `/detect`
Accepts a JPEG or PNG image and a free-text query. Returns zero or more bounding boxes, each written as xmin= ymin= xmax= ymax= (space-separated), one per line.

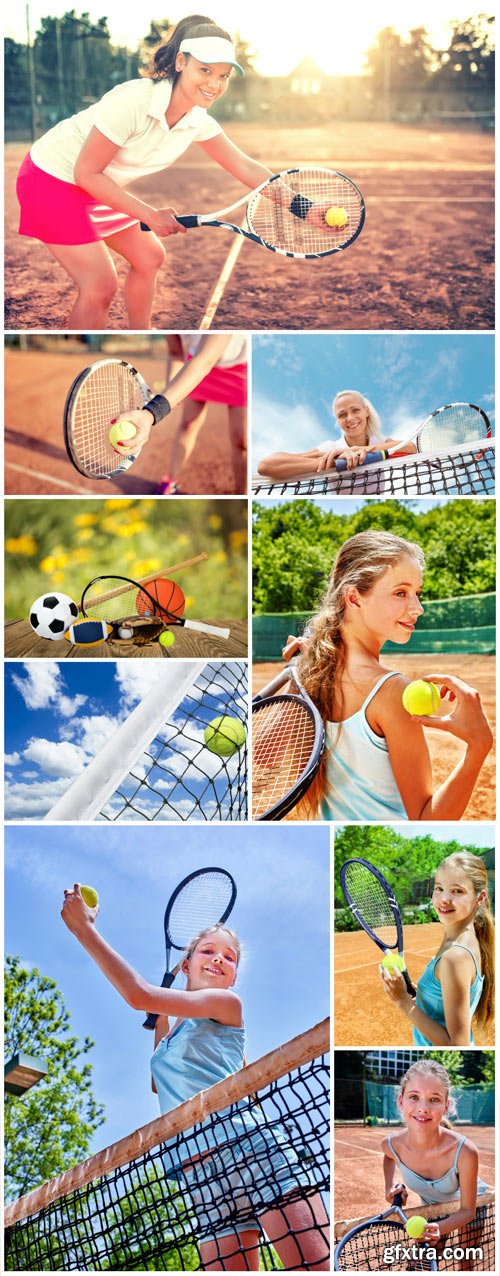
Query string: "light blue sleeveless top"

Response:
xmin=151 ymin=1017 xmax=259 ymax=1175
xmin=413 ymin=945 xmax=484 ymax=1046
xmin=321 ymin=671 xmax=407 ymax=821
xmin=387 ymin=1134 xmax=491 ymax=1203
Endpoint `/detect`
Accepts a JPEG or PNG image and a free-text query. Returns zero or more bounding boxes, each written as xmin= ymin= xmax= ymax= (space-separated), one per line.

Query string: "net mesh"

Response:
xmin=248 ymin=168 xmax=364 ymax=256
xmin=98 ymin=663 xmax=247 ymax=822
xmin=252 ymin=696 xmax=318 ymax=818
xmin=341 ymin=862 xmax=397 ymax=947
xmin=5 ymin=1025 xmax=330 ymax=1272
xmin=334 ymin=1194 xmax=496 ymax=1271
xmin=65 ymin=360 xmax=150 ymax=480
xmin=252 ymin=440 xmax=495 ymax=497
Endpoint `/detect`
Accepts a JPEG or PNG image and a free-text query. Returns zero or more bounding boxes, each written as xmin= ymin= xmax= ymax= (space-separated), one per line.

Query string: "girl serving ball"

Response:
xmin=16 ymin=15 xmax=334 ymax=331
xmin=257 ymin=390 xmax=417 ymax=481
xmin=61 ymin=887 xmax=329 ymax=1270
xmin=380 ymin=851 xmax=495 ymax=1047
xmin=382 ymin=1059 xmax=491 ymax=1250
xmin=285 ymin=530 xmax=492 ymax=821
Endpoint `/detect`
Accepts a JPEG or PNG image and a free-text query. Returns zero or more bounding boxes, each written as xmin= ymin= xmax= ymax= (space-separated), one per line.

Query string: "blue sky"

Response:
xmin=5 ymin=824 xmax=330 ymax=1156
xmin=5 ymin=661 xmax=248 ymax=821
xmin=251 ymin=333 xmax=495 ymax=466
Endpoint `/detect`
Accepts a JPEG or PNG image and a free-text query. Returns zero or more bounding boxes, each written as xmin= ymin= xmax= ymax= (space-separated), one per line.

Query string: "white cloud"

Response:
xmin=23 ymin=737 xmax=88 ymax=778
xmin=58 ymin=694 xmax=88 ymax=718
xmin=113 ymin=661 xmax=177 ymax=710
xmin=11 ymin=663 xmax=62 ymax=708
xmin=252 ymin=392 xmax=327 ymax=462
xmin=5 ymin=752 xmax=20 ymax=765
xmin=5 ymin=775 xmax=71 ymax=819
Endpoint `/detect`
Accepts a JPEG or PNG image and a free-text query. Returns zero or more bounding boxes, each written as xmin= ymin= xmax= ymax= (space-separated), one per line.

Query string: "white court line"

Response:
xmin=5 ymin=461 xmax=93 ymax=495
xmin=335 ymin=1137 xmax=384 ymax=1157
xmin=369 ymin=196 xmax=492 ymax=203
xmin=199 ymin=231 xmax=245 ymax=330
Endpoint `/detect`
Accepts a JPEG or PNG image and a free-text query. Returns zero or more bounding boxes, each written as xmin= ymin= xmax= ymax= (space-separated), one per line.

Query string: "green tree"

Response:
xmin=5 ymin=956 xmax=105 ymax=1201
xmin=434 ymin=15 xmax=495 ymax=86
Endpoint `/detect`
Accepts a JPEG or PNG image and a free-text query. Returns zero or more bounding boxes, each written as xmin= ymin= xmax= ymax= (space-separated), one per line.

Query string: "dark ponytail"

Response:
xmin=143 ymin=15 xmax=233 ymax=83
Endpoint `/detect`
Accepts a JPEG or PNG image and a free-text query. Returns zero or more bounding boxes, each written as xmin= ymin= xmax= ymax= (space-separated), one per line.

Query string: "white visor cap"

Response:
xmin=179 ymin=36 xmax=244 ymax=76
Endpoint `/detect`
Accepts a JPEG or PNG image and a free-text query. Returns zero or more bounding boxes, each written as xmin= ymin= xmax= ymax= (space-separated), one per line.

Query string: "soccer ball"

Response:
xmin=29 ymin=592 xmax=78 ymax=640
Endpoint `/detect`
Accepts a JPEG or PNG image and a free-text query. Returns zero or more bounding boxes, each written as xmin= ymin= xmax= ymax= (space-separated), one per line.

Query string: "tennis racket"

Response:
xmin=141 ymin=167 xmax=365 ymax=258
xmin=335 ymin=402 xmax=491 ymax=471
xmin=64 ymin=358 xmax=168 ymax=480
xmin=252 ymin=665 xmax=325 ymax=820
xmin=340 ymin=858 xmax=416 ymax=996
xmin=334 ymin=1193 xmax=437 ymax=1271
xmin=144 ymin=866 xmax=237 ymax=1029
xmin=80 ymin=575 xmax=230 ymax=639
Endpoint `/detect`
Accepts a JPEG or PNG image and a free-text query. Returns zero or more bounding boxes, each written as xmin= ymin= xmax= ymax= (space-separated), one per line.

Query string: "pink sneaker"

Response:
xmin=156 ymin=476 xmax=180 ymax=495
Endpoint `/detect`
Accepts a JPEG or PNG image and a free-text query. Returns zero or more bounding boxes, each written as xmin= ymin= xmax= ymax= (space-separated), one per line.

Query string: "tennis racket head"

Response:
xmin=252 ymin=667 xmax=325 ymax=820
xmin=334 ymin=1219 xmax=437 ymax=1271
xmin=63 ymin=359 xmax=151 ymax=480
xmin=81 ymin=576 xmax=162 ymax=624
xmin=339 ymin=858 xmax=403 ymax=952
xmin=417 ymin=402 xmax=491 ymax=454
xmin=247 ymin=167 xmax=365 ymax=258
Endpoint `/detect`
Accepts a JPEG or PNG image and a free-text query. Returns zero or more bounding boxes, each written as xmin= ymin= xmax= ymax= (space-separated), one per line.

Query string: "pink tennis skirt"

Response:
xmin=17 ymin=153 xmax=137 ymax=244
xmin=185 ymin=355 xmax=247 ymax=407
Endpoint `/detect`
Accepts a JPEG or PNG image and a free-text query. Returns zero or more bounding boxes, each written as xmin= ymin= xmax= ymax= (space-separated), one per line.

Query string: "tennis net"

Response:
xmin=334 ymin=1191 xmax=496 ymax=1271
xmin=252 ymin=439 xmax=495 ymax=498
xmin=44 ymin=663 xmax=248 ymax=822
xmin=5 ymin=1020 xmax=330 ymax=1271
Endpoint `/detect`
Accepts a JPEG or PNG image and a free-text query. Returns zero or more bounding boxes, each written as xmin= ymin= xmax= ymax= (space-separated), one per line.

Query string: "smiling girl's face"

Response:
xmin=398 ymin=1074 xmax=449 ymax=1130
xmin=334 ymin=393 xmax=370 ymax=447
xmin=347 ymin=554 xmax=424 ymax=646
xmin=183 ymin=928 xmax=238 ymax=991
xmin=432 ymin=865 xmax=486 ymax=927
xmin=175 ymin=54 xmax=233 ymax=108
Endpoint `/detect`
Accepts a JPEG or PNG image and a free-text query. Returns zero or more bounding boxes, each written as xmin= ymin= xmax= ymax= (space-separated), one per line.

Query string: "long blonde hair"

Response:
xmin=182 ymin=924 xmax=241 ymax=976
xmin=399 ymin=1059 xmax=456 ymax=1128
xmin=333 ymin=390 xmax=385 ymax=445
xmin=436 ymin=852 xmax=495 ymax=1029
xmin=293 ymin=531 xmax=425 ymax=817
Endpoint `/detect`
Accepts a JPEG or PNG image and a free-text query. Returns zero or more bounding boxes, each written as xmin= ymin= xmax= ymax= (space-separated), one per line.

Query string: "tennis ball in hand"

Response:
xmin=402 ymin=680 xmax=440 ymax=716
xmin=381 ymin=953 xmax=405 ymax=974
xmin=159 ymin=630 xmax=175 ymax=648
xmin=108 ymin=420 xmax=137 ymax=449
xmin=204 ymin=716 xmax=246 ymax=758
xmin=81 ymin=885 xmax=99 ymax=908
xmin=325 ymin=206 xmax=348 ymax=228
xmin=406 ymin=1217 xmax=427 ymax=1239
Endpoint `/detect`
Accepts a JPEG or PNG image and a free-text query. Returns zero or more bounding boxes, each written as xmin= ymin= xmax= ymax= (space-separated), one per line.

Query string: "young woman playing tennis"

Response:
xmin=61 ymin=895 xmax=330 ymax=1271
xmin=287 ymin=530 xmax=492 ymax=820
xmin=382 ymin=1059 xmax=491 ymax=1251
xmin=16 ymin=16 xmax=291 ymax=330
xmin=380 ymin=852 xmax=495 ymax=1047
xmin=257 ymin=390 xmax=417 ymax=481
xmin=112 ymin=333 xmax=247 ymax=494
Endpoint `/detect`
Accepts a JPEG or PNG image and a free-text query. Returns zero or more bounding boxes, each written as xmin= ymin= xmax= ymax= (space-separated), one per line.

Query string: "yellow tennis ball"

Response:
xmin=381 ymin=954 xmax=405 ymax=973
xmin=402 ymin=680 xmax=440 ymax=717
xmin=406 ymin=1217 xmax=426 ymax=1239
xmin=108 ymin=420 xmax=137 ymax=449
xmin=81 ymin=885 xmax=99 ymax=908
xmin=204 ymin=716 xmax=246 ymax=758
xmin=159 ymin=630 xmax=175 ymax=648
xmin=325 ymin=206 xmax=348 ymax=228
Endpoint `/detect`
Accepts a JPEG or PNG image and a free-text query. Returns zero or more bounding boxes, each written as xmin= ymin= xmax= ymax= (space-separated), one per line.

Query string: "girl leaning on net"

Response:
xmin=285 ymin=530 xmax=492 ymax=821
xmin=61 ymin=891 xmax=330 ymax=1271
xmin=257 ymin=390 xmax=417 ymax=481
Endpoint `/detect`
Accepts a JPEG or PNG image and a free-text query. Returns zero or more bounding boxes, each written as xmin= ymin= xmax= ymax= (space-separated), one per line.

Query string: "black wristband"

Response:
xmin=144 ymin=395 xmax=172 ymax=426
xmin=289 ymin=193 xmax=314 ymax=220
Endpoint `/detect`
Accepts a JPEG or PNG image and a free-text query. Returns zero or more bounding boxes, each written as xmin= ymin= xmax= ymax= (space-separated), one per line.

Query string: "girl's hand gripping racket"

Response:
xmin=252 ymin=664 xmax=325 ymax=820
xmin=335 ymin=402 xmax=491 ymax=472
xmin=141 ymin=166 xmax=365 ymax=259
xmin=340 ymin=858 xmax=416 ymax=996
xmin=144 ymin=867 xmax=237 ymax=1029
xmin=64 ymin=358 xmax=171 ymax=480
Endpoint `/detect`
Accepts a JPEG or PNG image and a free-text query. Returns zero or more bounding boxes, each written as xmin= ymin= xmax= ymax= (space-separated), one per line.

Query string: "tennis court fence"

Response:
xmin=252 ymin=439 xmax=495 ymax=498
xmin=5 ymin=1019 xmax=330 ymax=1271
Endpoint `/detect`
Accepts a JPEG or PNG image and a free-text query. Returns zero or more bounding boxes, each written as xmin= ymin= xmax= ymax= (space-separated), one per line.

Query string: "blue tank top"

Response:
xmin=387 ymin=1134 xmax=491 ymax=1203
xmin=151 ymin=1017 xmax=264 ymax=1175
xmin=321 ymin=672 xmax=407 ymax=821
xmin=413 ymin=945 xmax=484 ymax=1046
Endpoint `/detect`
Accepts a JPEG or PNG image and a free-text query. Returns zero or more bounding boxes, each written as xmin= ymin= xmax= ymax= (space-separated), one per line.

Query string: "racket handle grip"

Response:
xmin=184 ymin=620 xmax=230 ymax=639
xmin=140 ymin=216 xmax=198 ymax=232
xmin=403 ymin=969 xmax=417 ymax=997
xmin=143 ymin=969 xmax=176 ymax=1029
xmin=140 ymin=222 xmax=151 ymax=232
xmin=335 ymin=450 xmax=388 ymax=472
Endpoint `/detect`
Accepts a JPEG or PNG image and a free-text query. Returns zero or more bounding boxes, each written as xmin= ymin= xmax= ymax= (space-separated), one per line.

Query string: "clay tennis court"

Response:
xmin=4 ymin=344 xmax=242 ymax=495
xmin=5 ymin=122 xmax=494 ymax=330
xmin=252 ymin=653 xmax=495 ymax=823
xmin=334 ymin=922 xmax=495 ymax=1048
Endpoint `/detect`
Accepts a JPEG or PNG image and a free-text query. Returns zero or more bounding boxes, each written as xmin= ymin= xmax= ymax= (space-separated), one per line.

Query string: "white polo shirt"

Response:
xmin=31 ymin=78 xmax=222 ymax=186
xmin=183 ymin=334 xmax=248 ymax=367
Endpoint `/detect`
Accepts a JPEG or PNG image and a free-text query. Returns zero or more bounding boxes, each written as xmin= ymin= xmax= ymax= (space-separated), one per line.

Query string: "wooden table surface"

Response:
xmin=5 ymin=618 xmax=248 ymax=659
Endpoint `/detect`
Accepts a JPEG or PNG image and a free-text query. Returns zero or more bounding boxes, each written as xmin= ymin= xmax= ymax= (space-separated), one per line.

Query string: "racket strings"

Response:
xmin=252 ymin=698 xmax=317 ymax=817
xmin=419 ymin=403 xmax=490 ymax=453
xmin=68 ymin=361 xmax=148 ymax=479
xmin=343 ymin=863 xmax=398 ymax=947
xmin=82 ymin=579 xmax=160 ymax=623
xmin=336 ymin=1222 xmax=436 ymax=1271
xmin=167 ymin=871 xmax=235 ymax=948
xmin=248 ymin=169 xmax=363 ymax=255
